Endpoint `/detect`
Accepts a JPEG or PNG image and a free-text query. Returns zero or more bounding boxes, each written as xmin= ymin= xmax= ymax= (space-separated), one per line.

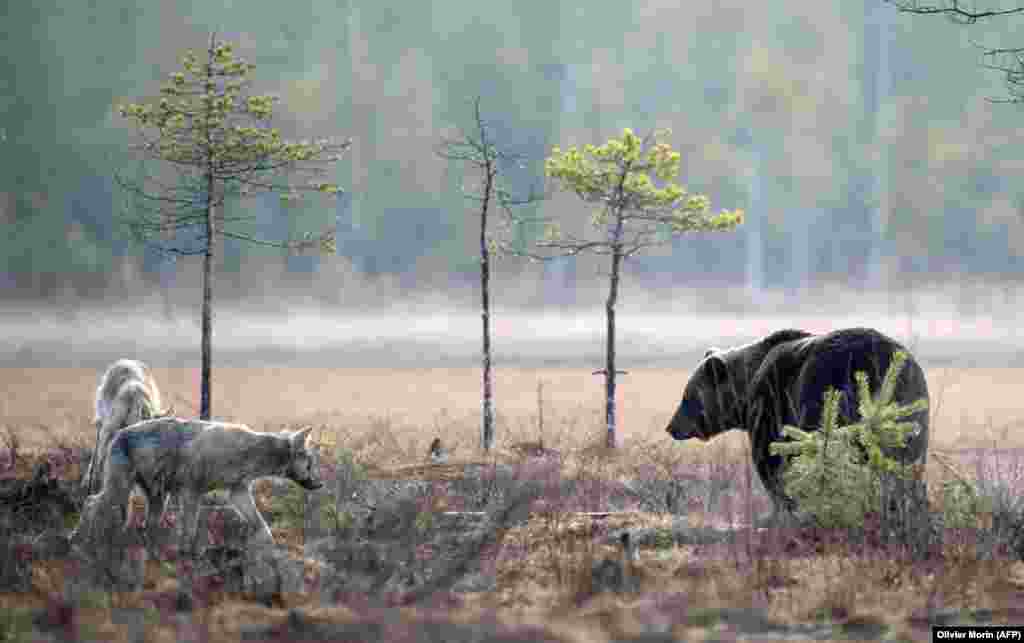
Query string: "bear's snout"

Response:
xmin=666 ymin=418 xmax=699 ymax=441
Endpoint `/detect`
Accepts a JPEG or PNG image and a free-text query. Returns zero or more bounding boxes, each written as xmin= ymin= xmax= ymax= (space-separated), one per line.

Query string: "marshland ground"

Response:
xmin=2 ymin=364 xmax=1024 ymax=642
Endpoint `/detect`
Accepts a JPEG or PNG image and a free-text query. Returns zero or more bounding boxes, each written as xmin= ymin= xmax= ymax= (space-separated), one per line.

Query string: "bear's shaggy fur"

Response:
xmin=665 ymin=328 xmax=929 ymax=513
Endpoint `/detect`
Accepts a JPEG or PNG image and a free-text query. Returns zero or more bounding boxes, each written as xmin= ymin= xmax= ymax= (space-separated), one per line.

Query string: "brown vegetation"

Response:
xmin=1 ymin=366 xmax=1023 ymax=641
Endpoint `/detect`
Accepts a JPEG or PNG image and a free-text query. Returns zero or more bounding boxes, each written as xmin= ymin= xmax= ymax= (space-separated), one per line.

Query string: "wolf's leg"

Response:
xmin=145 ymin=488 xmax=168 ymax=544
xmin=177 ymin=491 xmax=201 ymax=555
xmin=165 ymin=494 xmax=179 ymax=525
xmin=87 ymin=425 xmax=111 ymax=496
xmin=73 ymin=470 xmax=133 ymax=546
xmin=98 ymin=450 xmax=134 ymax=533
xmin=83 ymin=420 xmax=103 ymax=495
xmin=90 ymin=411 xmax=126 ymax=497
xmin=70 ymin=494 xmax=100 ymax=544
xmin=75 ymin=494 xmax=112 ymax=544
xmin=229 ymin=484 xmax=274 ymax=544
xmin=158 ymin=492 xmax=177 ymax=526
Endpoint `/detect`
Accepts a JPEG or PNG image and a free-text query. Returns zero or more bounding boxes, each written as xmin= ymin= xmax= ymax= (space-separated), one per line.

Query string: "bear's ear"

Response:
xmin=704 ymin=347 xmax=721 ymax=359
xmin=702 ymin=353 xmax=731 ymax=387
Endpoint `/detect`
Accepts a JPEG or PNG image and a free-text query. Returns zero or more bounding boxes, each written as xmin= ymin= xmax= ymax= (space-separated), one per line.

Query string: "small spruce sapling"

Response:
xmin=769 ymin=351 xmax=929 ymax=528
xmin=770 ymin=389 xmax=873 ymax=528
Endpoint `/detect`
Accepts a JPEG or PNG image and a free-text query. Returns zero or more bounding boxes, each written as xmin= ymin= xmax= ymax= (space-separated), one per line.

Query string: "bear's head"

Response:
xmin=666 ymin=347 xmax=743 ymax=441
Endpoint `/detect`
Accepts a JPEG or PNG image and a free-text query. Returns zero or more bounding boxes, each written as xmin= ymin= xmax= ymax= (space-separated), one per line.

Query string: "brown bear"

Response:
xmin=665 ymin=328 xmax=929 ymax=518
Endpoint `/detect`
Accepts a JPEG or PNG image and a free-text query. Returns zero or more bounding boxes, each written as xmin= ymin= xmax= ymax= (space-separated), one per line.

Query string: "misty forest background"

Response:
xmin=3 ymin=0 xmax=1024 ymax=369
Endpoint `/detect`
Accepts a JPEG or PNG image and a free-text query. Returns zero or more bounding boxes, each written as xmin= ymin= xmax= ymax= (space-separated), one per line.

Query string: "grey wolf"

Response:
xmin=84 ymin=359 xmax=167 ymax=496
xmin=665 ymin=328 xmax=929 ymax=513
xmin=72 ymin=418 xmax=322 ymax=553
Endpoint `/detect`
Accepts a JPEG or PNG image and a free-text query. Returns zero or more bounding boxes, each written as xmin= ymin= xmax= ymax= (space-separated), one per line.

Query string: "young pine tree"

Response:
xmin=512 ymin=128 xmax=742 ymax=448
xmin=115 ymin=33 xmax=350 ymax=419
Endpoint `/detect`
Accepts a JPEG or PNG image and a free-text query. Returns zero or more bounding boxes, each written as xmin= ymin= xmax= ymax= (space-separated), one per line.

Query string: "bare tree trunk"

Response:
xmin=604 ymin=234 xmax=625 ymax=448
xmin=200 ymin=32 xmax=216 ymax=421
xmin=481 ymin=264 xmax=495 ymax=451
xmin=200 ymin=181 xmax=214 ymax=421
xmin=601 ymin=165 xmax=629 ymax=449
xmin=479 ymin=144 xmax=495 ymax=452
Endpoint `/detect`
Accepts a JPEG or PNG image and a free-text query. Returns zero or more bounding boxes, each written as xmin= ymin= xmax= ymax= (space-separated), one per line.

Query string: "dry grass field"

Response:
xmin=2 ymin=365 xmax=1024 ymax=642
xmin=5 ymin=366 xmax=1024 ymax=456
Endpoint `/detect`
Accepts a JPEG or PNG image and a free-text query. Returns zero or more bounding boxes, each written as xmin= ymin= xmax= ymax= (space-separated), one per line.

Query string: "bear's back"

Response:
xmin=752 ymin=327 xmax=924 ymax=430
xmin=740 ymin=328 xmax=929 ymax=509
xmin=797 ymin=328 xmax=911 ymax=417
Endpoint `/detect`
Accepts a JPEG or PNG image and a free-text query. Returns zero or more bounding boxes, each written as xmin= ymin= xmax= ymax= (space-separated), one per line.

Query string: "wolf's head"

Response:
xmin=94 ymin=359 xmax=165 ymax=424
xmin=286 ymin=427 xmax=323 ymax=490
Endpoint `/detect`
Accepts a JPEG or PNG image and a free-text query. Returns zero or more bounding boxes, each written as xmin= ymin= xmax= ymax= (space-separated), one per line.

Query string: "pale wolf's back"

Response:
xmin=86 ymin=359 xmax=167 ymax=497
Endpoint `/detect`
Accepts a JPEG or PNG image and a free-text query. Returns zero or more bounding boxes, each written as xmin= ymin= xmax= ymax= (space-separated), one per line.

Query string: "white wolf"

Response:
xmin=72 ymin=418 xmax=323 ymax=553
xmin=84 ymin=359 xmax=167 ymax=496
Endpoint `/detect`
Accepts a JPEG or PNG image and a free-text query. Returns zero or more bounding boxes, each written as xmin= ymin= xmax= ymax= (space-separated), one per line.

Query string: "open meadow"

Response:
xmin=2 ymin=365 xmax=1024 ymax=642
xmin=5 ymin=365 xmax=1024 ymax=456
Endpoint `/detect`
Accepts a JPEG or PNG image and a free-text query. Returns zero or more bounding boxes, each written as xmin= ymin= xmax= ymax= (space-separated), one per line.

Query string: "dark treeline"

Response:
xmin=3 ymin=0 xmax=1024 ymax=307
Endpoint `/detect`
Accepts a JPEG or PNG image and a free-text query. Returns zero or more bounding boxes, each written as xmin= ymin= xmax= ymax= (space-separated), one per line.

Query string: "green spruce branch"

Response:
xmin=769 ymin=351 xmax=928 ymax=528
